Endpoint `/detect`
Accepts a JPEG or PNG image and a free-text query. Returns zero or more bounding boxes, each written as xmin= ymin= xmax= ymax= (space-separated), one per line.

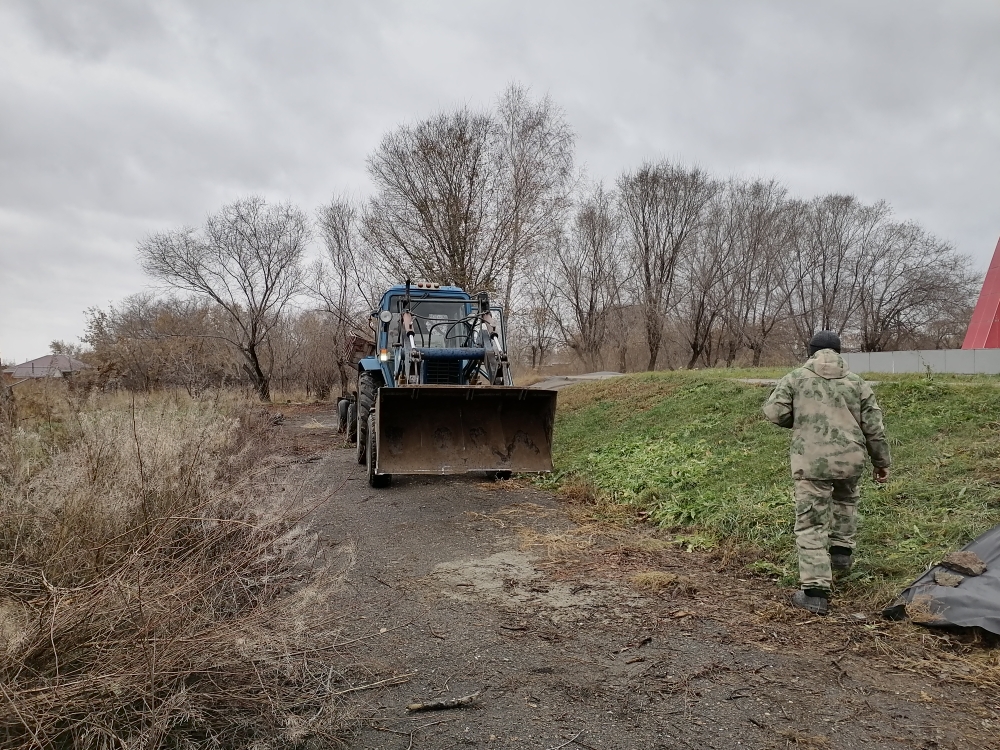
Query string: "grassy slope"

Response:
xmin=550 ymin=371 xmax=1000 ymax=603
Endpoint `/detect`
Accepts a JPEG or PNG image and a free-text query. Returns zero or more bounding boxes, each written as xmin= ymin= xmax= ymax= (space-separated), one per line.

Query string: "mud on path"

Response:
xmin=276 ymin=404 xmax=998 ymax=749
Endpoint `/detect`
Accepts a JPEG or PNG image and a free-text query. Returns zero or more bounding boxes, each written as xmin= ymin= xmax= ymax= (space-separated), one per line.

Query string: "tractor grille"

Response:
xmin=422 ymin=360 xmax=462 ymax=385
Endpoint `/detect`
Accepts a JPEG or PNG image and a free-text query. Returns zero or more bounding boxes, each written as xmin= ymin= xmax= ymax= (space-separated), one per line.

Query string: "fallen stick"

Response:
xmin=330 ymin=673 xmax=416 ymax=696
xmin=406 ymin=690 xmax=481 ymax=712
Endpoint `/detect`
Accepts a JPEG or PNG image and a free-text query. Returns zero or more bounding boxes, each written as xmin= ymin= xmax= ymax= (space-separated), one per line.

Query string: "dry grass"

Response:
xmin=553 ymin=373 xmax=681 ymax=415
xmin=511 ymin=372 xmax=551 ymax=387
xmin=868 ymin=625 xmax=1000 ymax=693
xmin=5 ymin=379 xmax=74 ymax=428
xmin=510 ymin=362 xmax=581 ymax=386
xmin=629 ymin=571 xmax=691 ymax=593
xmin=270 ymin=387 xmax=325 ymax=405
xmin=0 ymin=390 xmax=362 ymax=748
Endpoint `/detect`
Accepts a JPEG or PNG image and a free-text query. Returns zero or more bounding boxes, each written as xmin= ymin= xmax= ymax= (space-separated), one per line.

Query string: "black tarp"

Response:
xmin=884 ymin=524 xmax=1000 ymax=635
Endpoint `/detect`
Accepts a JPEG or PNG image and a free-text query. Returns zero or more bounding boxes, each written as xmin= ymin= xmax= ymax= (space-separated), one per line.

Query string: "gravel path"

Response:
xmin=276 ymin=404 xmax=997 ymax=750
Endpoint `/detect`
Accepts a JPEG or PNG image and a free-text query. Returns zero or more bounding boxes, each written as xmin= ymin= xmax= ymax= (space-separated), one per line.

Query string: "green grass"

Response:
xmin=550 ymin=370 xmax=1000 ymax=603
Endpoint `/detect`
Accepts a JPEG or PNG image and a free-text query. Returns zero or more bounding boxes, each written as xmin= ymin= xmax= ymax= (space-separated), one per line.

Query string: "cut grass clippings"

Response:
xmin=549 ymin=370 xmax=1000 ymax=606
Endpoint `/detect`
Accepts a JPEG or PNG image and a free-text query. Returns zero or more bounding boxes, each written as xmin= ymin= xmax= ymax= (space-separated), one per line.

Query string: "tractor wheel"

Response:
xmin=367 ymin=412 xmax=391 ymax=488
xmin=356 ymin=372 xmax=380 ymax=465
xmin=346 ymin=402 xmax=357 ymax=443
xmin=336 ymin=397 xmax=350 ymax=434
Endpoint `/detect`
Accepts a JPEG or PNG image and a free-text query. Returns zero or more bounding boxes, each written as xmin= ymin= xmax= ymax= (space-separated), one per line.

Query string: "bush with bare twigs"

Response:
xmin=0 ymin=391 xmax=358 ymax=748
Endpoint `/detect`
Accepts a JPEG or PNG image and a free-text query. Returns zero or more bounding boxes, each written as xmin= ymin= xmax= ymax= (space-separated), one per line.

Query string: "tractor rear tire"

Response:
xmin=356 ymin=372 xmax=380 ymax=465
xmin=367 ymin=413 xmax=391 ymax=488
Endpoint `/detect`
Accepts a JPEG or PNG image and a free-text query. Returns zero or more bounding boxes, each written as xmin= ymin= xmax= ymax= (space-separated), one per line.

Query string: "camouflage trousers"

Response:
xmin=793 ymin=478 xmax=860 ymax=591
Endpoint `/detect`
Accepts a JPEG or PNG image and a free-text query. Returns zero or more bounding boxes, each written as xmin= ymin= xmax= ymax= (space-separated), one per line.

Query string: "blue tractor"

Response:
xmin=342 ymin=280 xmax=557 ymax=488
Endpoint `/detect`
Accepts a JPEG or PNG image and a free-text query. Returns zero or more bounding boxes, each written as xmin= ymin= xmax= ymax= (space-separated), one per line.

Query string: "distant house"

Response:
xmin=2 ymin=354 xmax=90 ymax=383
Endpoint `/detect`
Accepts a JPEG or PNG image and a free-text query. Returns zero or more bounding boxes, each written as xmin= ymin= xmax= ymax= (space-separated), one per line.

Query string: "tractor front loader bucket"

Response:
xmin=374 ymin=386 xmax=557 ymax=475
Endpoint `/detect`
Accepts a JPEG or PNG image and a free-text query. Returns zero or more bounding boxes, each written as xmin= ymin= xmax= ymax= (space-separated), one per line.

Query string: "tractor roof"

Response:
xmin=380 ymin=284 xmax=472 ymax=303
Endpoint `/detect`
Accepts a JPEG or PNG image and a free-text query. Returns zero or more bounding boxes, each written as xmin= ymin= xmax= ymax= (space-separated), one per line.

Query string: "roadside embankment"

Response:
xmin=550 ymin=371 xmax=1000 ymax=605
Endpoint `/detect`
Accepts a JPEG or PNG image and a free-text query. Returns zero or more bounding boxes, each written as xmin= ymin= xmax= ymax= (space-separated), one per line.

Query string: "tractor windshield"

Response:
xmin=387 ymin=297 xmax=475 ymax=349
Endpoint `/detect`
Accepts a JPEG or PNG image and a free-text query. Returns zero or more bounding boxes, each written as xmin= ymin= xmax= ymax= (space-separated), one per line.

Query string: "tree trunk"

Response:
xmin=336 ymin=360 xmax=350 ymax=397
xmin=243 ymin=347 xmax=271 ymax=402
xmin=686 ymin=346 xmax=702 ymax=370
xmin=644 ymin=308 xmax=662 ymax=371
xmin=725 ymin=338 xmax=739 ymax=367
xmin=0 ymin=379 xmax=14 ymax=427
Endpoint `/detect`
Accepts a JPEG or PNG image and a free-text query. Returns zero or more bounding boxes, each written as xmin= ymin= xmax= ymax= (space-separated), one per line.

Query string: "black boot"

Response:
xmin=830 ymin=546 xmax=853 ymax=571
xmin=792 ymin=588 xmax=829 ymax=615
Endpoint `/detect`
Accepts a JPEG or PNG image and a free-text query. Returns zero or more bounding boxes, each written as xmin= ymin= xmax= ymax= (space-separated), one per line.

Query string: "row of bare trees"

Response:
xmin=81 ymin=86 xmax=979 ymax=399
xmin=522 ymin=174 xmax=977 ymax=371
xmin=83 ymin=293 xmax=344 ymax=399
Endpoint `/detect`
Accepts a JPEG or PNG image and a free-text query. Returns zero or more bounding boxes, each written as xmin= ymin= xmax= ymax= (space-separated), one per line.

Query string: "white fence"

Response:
xmin=842 ymin=349 xmax=1000 ymax=375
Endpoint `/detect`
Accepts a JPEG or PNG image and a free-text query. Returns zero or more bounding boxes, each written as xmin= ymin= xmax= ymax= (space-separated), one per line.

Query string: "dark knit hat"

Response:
xmin=808 ymin=330 xmax=841 ymax=355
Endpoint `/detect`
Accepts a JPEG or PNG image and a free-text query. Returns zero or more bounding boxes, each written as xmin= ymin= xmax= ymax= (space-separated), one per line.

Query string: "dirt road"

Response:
xmin=278 ymin=404 xmax=997 ymax=750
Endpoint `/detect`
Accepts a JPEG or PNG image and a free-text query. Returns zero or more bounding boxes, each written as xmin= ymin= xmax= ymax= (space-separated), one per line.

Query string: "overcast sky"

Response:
xmin=2 ymin=0 xmax=998 ymax=362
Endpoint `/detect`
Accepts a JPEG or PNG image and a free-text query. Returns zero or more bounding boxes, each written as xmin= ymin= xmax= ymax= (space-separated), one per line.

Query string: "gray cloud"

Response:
xmin=2 ymin=0 xmax=998 ymax=361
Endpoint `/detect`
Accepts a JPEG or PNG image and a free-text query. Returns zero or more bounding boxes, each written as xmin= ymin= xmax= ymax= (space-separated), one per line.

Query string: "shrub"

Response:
xmin=0 ymin=392 xmax=354 ymax=748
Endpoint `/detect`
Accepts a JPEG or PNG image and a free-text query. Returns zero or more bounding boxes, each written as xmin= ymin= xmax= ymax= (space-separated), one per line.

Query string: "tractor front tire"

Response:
xmin=367 ymin=412 xmax=391 ymax=488
xmin=356 ymin=372 xmax=380 ymax=465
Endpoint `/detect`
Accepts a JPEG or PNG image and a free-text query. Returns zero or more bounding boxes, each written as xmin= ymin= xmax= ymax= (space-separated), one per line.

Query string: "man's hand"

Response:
xmin=873 ymin=467 xmax=889 ymax=484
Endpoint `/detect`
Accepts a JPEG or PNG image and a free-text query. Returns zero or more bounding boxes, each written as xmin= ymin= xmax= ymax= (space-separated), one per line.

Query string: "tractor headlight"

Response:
xmin=379 ymin=349 xmax=391 ymax=362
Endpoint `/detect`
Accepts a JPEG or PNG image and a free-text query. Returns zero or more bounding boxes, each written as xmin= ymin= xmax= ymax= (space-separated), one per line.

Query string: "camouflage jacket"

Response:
xmin=762 ymin=349 xmax=891 ymax=480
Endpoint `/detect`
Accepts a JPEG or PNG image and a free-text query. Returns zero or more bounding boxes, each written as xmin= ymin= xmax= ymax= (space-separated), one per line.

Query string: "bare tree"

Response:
xmin=512 ymin=261 xmax=562 ymax=370
xmin=138 ymin=196 xmax=309 ymax=401
xmin=363 ymin=107 xmax=506 ymax=292
xmin=675 ymin=193 xmax=735 ymax=368
xmin=855 ymin=222 xmax=979 ymax=351
xmin=312 ymin=196 xmax=383 ymax=394
xmin=721 ymin=180 xmax=800 ymax=366
xmin=786 ymin=195 xmax=889 ymax=346
xmin=618 ymin=161 xmax=717 ymax=370
xmin=363 ymin=85 xmax=575 ymax=306
xmin=266 ymin=311 xmax=341 ymax=398
xmin=551 ymin=186 xmax=622 ymax=369
xmin=493 ymin=85 xmax=575 ymax=314
xmin=316 ymin=197 xmax=385 ymax=308
xmin=49 ymin=340 xmax=87 ymax=358
xmin=522 ymin=304 xmax=561 ymax=369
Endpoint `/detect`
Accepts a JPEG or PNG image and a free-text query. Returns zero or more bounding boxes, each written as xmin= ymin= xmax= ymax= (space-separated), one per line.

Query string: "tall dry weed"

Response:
xmin=0 ymin=391 xmax=357 ymax=748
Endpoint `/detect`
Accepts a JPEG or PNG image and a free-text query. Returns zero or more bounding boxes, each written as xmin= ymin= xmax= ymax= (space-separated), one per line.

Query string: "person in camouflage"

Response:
xmin=763 ymin=331 xmax=891 ymax=615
